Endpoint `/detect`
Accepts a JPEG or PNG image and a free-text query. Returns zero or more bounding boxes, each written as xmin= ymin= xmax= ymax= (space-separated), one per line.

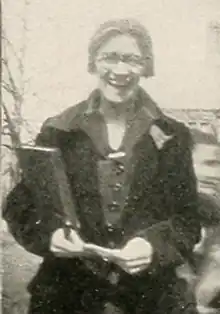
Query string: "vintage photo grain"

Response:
xmin=1 ymin=1 xmax=220 ymax=313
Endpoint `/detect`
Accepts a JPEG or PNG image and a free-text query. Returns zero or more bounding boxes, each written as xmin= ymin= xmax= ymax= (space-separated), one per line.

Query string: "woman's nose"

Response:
xmin=112 ymin=61 xmax=130 ymax=75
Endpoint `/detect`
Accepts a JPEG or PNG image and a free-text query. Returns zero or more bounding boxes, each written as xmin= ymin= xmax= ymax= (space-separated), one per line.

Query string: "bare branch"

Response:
xmin=2 ymin=57 xmax=23 ymax=103
xmin=2 ymin=58 xmax=23 ymax=127
xmin=1 ymin=2 xmax=30 ymax=186
xmin=2 ymin=81 xmax=17 ymax=97
xmin=2 ymin=30 xmax=23 ymax=73
xmin=2 ymin=144 xmax=13 ymax=150
xmin=1 ymin=101 xmax=21 ymax=146
xmin=22 ymin=118 xmax=35 ymax=137
xmin=2 ymin=124 xmax=10 ymax=131
xmin=1 ymin=131 xmax=11 ymax=136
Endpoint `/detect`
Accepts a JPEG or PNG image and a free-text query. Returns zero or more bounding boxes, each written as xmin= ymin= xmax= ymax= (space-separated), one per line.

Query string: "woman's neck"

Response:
xmin=100 ymin=97 xmax=134 ymax=121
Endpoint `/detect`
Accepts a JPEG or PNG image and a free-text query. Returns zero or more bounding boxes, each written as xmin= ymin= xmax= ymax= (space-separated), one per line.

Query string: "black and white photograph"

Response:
xmin=1 ymin=1 xmax=220 ymax=313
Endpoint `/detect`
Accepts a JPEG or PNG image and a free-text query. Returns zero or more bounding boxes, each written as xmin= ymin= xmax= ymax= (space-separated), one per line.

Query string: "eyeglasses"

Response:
xmin=96 ymin=52 xmax=148 ymax=67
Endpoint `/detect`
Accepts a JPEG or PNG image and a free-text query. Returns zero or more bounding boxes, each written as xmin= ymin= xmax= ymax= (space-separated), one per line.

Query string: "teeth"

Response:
xmin=108 ymin=79 xmax=130 ymax=86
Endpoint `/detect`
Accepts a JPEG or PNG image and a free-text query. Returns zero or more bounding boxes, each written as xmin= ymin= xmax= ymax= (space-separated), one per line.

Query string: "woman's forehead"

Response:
xmin=97 ymin=34 xmax=142 ymax=56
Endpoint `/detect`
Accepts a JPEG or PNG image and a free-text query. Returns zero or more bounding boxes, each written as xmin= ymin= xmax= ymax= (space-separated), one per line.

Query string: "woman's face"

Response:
xmin=193 ymin=143 xmax=220 ymax=195
xmin=94 ymin=34 xmax=145 ymax=103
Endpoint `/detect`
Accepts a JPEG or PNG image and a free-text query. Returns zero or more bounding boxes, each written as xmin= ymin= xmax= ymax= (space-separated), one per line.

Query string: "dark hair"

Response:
xmin=88 ymin=18 xmax=154 ymax=78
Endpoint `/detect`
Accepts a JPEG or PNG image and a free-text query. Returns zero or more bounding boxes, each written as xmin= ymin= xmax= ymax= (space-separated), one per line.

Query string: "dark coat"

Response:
xmin=3 ymin=89 xmax=200 ymax=314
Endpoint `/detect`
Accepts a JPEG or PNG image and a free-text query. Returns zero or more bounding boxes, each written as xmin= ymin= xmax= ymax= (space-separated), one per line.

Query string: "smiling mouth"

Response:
xmin=107 ymin=78 xmax=132 ymax=88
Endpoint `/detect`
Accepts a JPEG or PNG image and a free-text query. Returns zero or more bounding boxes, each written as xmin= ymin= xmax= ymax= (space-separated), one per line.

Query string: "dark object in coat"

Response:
xmin=3 ymin=89 xmax=200 ymax=314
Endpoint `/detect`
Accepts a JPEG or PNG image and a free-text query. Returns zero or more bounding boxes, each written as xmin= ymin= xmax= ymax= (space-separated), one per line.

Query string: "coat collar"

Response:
xmin=83 ymin=88 xmax=174 ymax=153
xmin=82 ymin=88 xmax=173 ymax=156
xmin=84 ymin=87 xmax=162 ymax=120
xmin=44 ymin=88 xmax=174 ymax=153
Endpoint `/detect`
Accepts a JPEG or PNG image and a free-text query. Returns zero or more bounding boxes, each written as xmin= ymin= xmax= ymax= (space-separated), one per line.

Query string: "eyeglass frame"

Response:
xmin=96 ymin=52 xmax=150 ymax=67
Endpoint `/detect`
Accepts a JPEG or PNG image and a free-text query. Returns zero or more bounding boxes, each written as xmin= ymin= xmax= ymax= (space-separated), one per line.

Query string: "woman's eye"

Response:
xmin=126 ymin=56 xmax=144 ymax=66
xmin=97 ymin=53 xmax=144 ymax=66
xmin=97 ymin=53 xmax=118 ymax=64
xmin=106 ymin=55 xmax=118 ymax=63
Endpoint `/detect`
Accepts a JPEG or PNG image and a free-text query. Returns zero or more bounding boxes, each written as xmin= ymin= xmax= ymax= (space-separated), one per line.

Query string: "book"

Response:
xmin=15 ymin=145 xmax=80 ymax=230
xmin=15 ymin=145 xmax=123 ymax=272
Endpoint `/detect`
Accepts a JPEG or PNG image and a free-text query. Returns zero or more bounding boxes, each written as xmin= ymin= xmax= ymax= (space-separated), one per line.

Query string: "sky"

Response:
xmin=3 ymin=0 xmax=220 ymax=127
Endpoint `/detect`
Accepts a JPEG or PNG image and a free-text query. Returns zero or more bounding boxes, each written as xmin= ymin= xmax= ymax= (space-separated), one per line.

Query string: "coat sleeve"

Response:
xmin=136 ymin=126 xmax=201 ymax=272
xmin=2 ymin=121 xmax=65 ymax=257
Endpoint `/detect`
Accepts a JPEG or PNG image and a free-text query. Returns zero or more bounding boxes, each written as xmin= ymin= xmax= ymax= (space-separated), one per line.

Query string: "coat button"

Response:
xmin=106 ymin=223 xmax=114 ymax=232
xmin=124 ymin=196 xmax=129 ymax=206
xmin=108 ymin=241 xmax=115 ymax=248
xmin=116 ymin=164 xmax=125 ymax=175
xmin=133 ymin=195 xmax=139 ymax=200
xmin=108 ymin=201 xmax=120 ymax=212
xmin=107 ymin=272 xmax=120 ymax=285
xmin=113 ymin=183 xmax=122 ymax=191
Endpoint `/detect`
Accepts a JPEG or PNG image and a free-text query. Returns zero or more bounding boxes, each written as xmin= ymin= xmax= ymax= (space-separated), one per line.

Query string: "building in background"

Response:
xmin=164 ymin=108 xmax=219 ymax=139
xmin=216 ymin=110 xmax=220 ymax=142
xmin=165 ymin=20 xmax=220 ymax=140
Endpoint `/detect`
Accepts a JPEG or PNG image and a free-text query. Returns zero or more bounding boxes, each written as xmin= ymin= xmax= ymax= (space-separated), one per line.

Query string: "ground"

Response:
xmin=2 ymin=223 xmax=41 ymax=314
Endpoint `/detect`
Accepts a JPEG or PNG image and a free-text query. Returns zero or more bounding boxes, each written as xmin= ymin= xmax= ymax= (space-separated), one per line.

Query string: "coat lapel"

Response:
xmin=121 ymin=88 xmax=164 ymax=193
xmin=75 ymin=113 xmax=110 ymax=156
xmin=44 ymin=88 xmax=176 ymax=242
xmin=122 ymin=88 xmax=162 ymax=155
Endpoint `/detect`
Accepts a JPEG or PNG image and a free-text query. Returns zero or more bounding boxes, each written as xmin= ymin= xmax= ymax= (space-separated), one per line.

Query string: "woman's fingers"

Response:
xmin=127 ymin=265 xmax=149 ymax=274
xmin=116 ymin=257 xmax=151 ymax=275
xmin=115 ymin=253 xmax=150 ymax=262
xmin=124 ymin=257 xmax=151 ymax=268
xmin=122 ymin=263 xmax=149 ymax=275
xmin=52 ymin=239 xmax=83 ymax=253
xmin=50 ymin=228 xmax=85 ymax=257
xmin=53 ymin=231 xmax=81 ymax=250
xmin=84 ymin=243 xmax=120 ymax=259
xmin=50 ymin=247 xmax=77 ymax=258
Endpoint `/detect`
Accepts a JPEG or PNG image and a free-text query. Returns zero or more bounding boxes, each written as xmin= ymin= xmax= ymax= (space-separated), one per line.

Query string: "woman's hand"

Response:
xmin=50 ymin=228 xmax=86 ymax=258
xmin=112 ymin=237 xmax=153 ymax=275
xmin=50 ymin=233 xmax=154 ymax=274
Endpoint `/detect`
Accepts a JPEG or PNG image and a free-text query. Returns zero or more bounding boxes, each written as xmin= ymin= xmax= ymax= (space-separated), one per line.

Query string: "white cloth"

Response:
xmin=106 ymin=122 xmax=126 ymax=150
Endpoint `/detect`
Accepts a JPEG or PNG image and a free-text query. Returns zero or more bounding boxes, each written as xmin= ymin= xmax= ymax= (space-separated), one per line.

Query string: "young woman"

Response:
xmin=3 ymin=19 xmax=200 ymax=314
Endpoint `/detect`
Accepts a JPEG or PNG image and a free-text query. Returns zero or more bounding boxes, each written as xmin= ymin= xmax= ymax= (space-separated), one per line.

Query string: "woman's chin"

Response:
xmin=101 ymin=88 xmax=136 ymax=104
